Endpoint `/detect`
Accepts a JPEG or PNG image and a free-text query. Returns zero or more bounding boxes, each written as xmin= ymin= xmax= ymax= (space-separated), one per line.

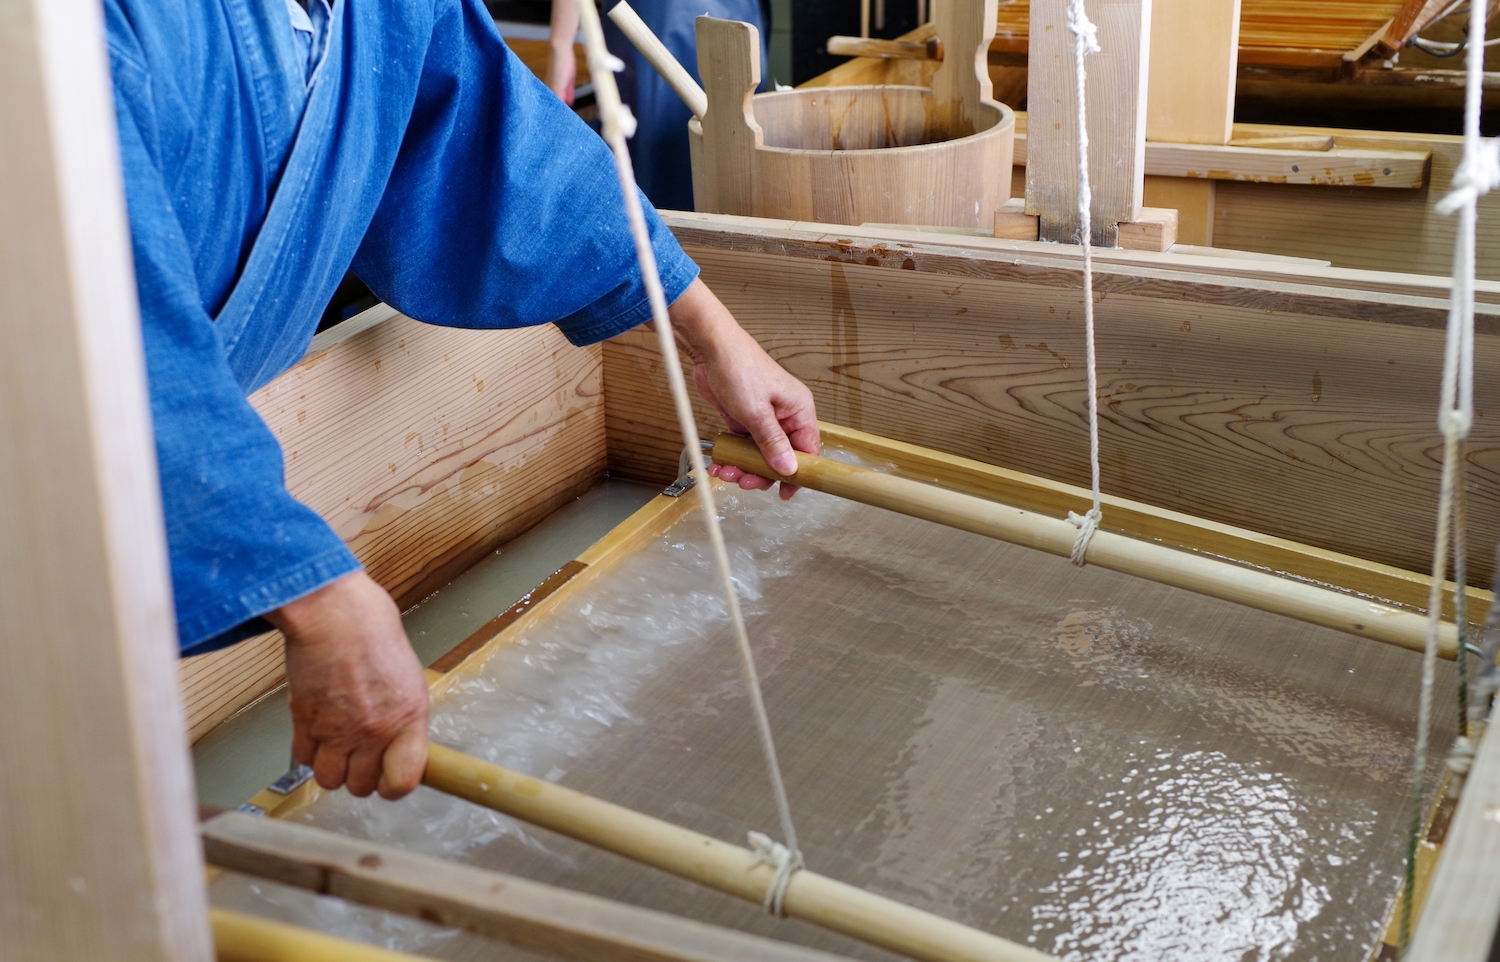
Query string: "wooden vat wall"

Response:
xmin=605 ymin=217 xmax=1500 ymax=590
xmin=177 ymin=317 xmax=607 ymax=742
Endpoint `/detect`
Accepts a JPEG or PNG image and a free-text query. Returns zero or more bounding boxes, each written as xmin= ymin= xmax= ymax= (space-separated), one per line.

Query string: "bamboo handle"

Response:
xmin=423 ymin=744 xmax=1055 ymax=962
xmin=212 ymin=908 xmax=429 ymax=962
xmin=711 ymin=434 xmax=1458 ymax=659
xmin=607 ymin=1 xmax=709 ymax=118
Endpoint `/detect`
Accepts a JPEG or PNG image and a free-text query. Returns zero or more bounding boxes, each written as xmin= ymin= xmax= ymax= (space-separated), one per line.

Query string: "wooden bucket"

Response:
xmin=687 ymin=0 xmax=1014 ymax=229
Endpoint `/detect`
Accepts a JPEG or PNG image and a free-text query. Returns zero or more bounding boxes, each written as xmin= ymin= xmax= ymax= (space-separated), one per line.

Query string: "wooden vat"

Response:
xmin=687 ymin=1 xmax=1015 ymax=229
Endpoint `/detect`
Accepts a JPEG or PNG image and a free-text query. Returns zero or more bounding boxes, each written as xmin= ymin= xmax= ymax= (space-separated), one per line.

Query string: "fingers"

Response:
xmin=345 ymin=746 xmax=385 ymax=798
xmin=378 ymin=727 xmax=431 ymax=801
xmin=312 ymin=742 xmax=351 ymax=793
xmin=739 ymin=408 xmax=799 ymax=477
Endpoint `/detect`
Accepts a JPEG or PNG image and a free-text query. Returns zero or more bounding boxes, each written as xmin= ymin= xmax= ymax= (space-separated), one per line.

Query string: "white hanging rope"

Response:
xmin=1402 ymin=0 xmax=1491 ymax=950
xmin=1064 ymin=0 xmax=1103 ymax=566
xmin=575 ymin=0 xmax=804 ymax=905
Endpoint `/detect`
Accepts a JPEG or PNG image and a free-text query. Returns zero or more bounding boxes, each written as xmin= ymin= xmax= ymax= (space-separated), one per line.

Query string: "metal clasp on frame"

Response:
xmin=664 ymin=440 xmax=715 ymax=497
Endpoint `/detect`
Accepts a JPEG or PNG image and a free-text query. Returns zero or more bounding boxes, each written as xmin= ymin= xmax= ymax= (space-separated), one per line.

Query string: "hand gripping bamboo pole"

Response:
xmin=606 ymin=1 xmax=709 ymax=118
xmin=711 ymin=434 xmax=1459 ymax=659
xmin=423 ymin=744 xmax=1055 ymax=962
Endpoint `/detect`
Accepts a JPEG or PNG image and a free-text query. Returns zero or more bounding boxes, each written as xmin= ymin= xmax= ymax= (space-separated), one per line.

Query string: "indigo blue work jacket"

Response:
xmin=105 ymin=0 xmax=698 ymax=655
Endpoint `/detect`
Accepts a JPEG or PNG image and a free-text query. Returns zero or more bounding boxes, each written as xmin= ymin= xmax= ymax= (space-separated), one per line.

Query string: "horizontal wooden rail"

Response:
xmin=202 ymin=811 xmax=853 ymax=962
xmin=424 ymin=744 xmax=1056 ymax=962
xmin=1012 ymin=133 xmax=1431 ymax=188
xmin=711 ymin=433 xmax=1458 ymax=658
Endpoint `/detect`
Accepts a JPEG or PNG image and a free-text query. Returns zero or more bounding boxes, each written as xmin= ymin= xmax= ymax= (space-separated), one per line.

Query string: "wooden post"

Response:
xmin=0 ymin=0 xmax=213 ymax=959
xmin=1406 ymin=725 xmax=1500 ymax=960
xmin=1025 ymin=0 xmax=1152 ymax=246
xmin=693 ymin=16 xmax=763 ymax=217
xmin=1143 ymin=0 xmax=1240 ymax=246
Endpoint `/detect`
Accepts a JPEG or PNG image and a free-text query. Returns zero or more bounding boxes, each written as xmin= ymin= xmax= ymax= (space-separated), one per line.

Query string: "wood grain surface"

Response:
xmin=607 ymin=214 xmax=1500 ymax=587
xmin=177 ymin=319 xmax=607 ymax=743
xmin=1025 ymin=0 xmax=1150 ymax=244
xmin=0 ymin=0 xmax=213 ymax=956
xmin=1146 ymin=0 xmax=1241 ymax=145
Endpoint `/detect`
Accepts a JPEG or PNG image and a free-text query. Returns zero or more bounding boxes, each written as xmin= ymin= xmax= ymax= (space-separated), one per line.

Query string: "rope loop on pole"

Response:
xmin=748 ymin=831 xmax=805 ymax=917
xmin=1067 ymin=507 xmax=1102 ymax=566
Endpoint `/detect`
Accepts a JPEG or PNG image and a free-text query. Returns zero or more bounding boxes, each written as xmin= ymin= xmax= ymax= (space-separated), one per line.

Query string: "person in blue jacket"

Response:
xmin=546 ymin=0 xmax=773 ymax=211
xmin=106 ymin=0 xmax=817 ymax=802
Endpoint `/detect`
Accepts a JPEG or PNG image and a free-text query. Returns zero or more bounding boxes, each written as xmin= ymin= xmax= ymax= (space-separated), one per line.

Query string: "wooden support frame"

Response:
xmin=202 ymin=811 xmax=857 ymax=962
xmin=1025 ymin=0 xmax=1151 ymax=245
xmin=0 ymin=0 xmax=214 ymax=958
xmin=1407 ymin=722 xmax=1500 ymax=960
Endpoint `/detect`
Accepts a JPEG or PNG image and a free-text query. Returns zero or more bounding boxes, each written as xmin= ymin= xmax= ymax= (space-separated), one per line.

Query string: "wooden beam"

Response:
xmin=1407 ymin=724 xmax=1500 ymax=960
xmin=1011 ymin=118 xmax=1432 ymax=189
xmin=202 ymin=812 xmax=859 ymax=962
xmin=0 ymin=0 xmax=213 ymax=958
xmin=177 ymin=317 xmax=607 ymax=743
xmin=1025 ymin=0 xmax=1151 ymax=245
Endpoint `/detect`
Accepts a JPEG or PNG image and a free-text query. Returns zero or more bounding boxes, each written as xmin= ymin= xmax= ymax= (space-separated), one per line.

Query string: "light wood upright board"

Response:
xmin=1143 ymin=0 xmax=1240 ymax=245
xmin=0 ymin=0 xmax=213 ymax=958
xmin=1026 ymin=0 xmax=1152 ymax=244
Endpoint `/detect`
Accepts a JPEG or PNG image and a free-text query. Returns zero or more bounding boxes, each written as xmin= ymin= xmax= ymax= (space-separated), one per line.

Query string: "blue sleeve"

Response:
xmin=111 ymin=47 xmax=361 ymax=656
xmin=352 ymin=0 xmax=698 ymax=347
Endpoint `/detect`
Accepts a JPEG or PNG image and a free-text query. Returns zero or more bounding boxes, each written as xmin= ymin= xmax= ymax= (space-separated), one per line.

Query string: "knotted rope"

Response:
xmin=576 ymin=0 xmax=804 ymax=911
xmin=1401 ymin=0 xmax=1492 ymax=951
xmin=748 ymin=831 xmax=805 ymax=916
xmin=1065 ymin=0 xmax=1104 ymax=566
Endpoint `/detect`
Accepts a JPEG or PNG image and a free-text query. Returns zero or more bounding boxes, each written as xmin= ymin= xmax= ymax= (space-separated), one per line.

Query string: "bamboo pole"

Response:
xmin=711 ymin=434 xmax=1459 ymax=659
xmin=607 ymin=1 xmax=709 ymax=118
xmin=423 ymin=744 xmax=1056 ymax=962
xmin=211 ymin=908 xmax=430 ymax=962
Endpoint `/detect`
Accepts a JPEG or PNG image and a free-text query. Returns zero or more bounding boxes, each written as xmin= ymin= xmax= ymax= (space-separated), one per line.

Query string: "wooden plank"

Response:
xmin=202 ymin=812 xmax=858 ymax=962
xmin=660 ymin=210 xmax=1500 ymax=319
xmin=1025 ymin=0 xmax=1151 ymax=244
xmin=177 ymin=318 xmax=608 ymax=743
xmin=1146 ymin=0 xmax=1241 ymax=145
xmin=1143 ymin=176 xmax=1215 ymax=245
xmin=1407 ymin=724 xmax=1500 ymax=960
xmin=603 ymin=213 xmax=1500 ymax=588
xmin=693 ymin=16 xmax=762 ymax=218
xmin=1214 ymin=120 xmax=1498 ymax=278
xmin=1012 ymin=116 xmax=1433 ymax=188
xmin=0 ymin=0 xmax=213 ymax=957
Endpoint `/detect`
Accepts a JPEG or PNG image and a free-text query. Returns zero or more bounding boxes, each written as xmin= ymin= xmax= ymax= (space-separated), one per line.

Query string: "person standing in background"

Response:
xmin=546 ymin=0 xmax=772 ymax=211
